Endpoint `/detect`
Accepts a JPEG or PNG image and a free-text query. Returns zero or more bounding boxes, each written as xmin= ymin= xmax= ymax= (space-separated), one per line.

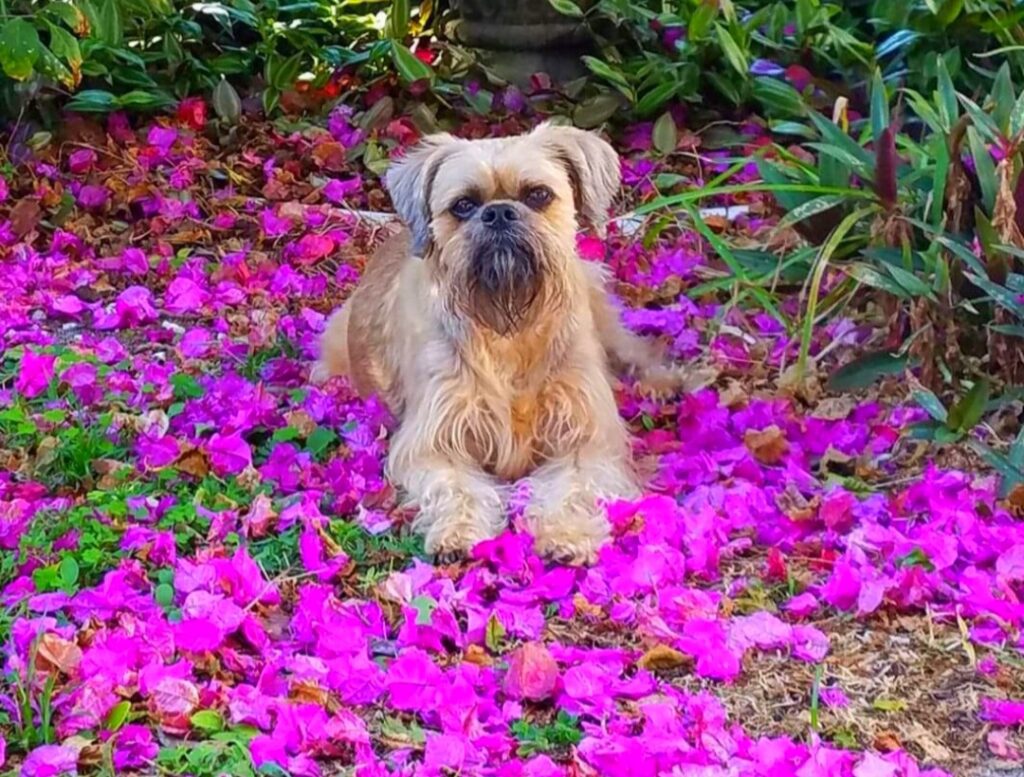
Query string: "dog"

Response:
xmin=314 ymin=122 xmax=682 ymax=563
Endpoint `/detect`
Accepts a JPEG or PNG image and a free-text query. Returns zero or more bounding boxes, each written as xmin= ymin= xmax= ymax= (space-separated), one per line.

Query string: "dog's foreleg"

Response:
xmin=526 ymin=372 xmax=639 ymax=564
xmin=527 ymin=452 xmax=638 ymax=565
xmin=388 ymin=401 xmax=506 ymax=560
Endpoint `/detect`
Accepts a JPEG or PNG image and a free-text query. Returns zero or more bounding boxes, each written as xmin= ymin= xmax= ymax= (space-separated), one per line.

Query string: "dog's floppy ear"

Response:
xmin=385 ymin=133 xmax=457 ymax=256
xmin=532 ymin=123 xmax=621 ymax=237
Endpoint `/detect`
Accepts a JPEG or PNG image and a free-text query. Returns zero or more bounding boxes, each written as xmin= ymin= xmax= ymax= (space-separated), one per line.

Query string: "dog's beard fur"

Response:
xmin=461 ymin=230 xmax=543 ymax=336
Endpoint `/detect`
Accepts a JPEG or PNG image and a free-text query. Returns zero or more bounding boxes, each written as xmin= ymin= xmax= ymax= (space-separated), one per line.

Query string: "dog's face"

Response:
xmin=385 ymin=124 xmax=621 ymax=335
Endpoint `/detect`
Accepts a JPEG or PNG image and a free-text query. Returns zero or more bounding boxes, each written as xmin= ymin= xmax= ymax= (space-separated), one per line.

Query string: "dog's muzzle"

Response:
xmin=466 ymin=212 xmax=541 ymax=335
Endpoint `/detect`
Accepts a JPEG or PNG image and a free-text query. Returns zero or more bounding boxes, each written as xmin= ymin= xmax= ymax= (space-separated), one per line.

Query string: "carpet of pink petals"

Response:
xmin=1 ymin=103 xmax=1023 ymax=776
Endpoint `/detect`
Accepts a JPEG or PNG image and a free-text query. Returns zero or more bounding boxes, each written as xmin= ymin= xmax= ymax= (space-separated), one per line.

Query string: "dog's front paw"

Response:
xmin=527 ymin=501 xmax=610 ymax=566
xmin=532 ymin=521 xmax=610 ymax=566
xmin=420 ymin=511 xmax=503 ymax=563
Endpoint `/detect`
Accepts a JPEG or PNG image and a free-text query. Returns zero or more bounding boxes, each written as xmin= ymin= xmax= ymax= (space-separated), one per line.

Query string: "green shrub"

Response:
xmin=0 ymin=0 xmax=404 ymax=117
xmin=551 ymin=0 xmax=1024 ymax=124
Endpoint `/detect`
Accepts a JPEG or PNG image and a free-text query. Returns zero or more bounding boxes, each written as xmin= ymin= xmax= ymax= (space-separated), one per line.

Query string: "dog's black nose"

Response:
xmin=480 ymin=203 xmax=520 ymax=229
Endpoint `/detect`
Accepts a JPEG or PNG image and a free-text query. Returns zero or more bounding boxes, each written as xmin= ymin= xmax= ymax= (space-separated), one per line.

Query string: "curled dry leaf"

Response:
xmin=36 ymin=633 xmax=84 ymax=675
xmin=10 ymin=198 xmax=42 ymax=237
xmin=172 ymin=445 xmax=211 ymax=478
xmin=744 ymin=425 xmax=790 ymax=465
xmin=637 ymin=644 xmax=690 ymax=673
xmin=463 ymin=644 xmax=493 ymax=667
xmin=1005 ymin=483 xmax=1024 ymax=517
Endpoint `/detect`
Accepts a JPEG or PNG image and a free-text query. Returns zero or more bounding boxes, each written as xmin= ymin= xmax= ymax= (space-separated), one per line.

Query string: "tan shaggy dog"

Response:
xmin=314 ymin=123 xmax=681 ymax=563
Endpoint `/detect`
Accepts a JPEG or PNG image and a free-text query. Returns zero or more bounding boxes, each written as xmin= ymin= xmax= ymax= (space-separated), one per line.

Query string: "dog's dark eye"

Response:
xmin=524 ymin=186 xmax=553 ymax=210
xmin=450 ymin=197 xmax=479 ymax=220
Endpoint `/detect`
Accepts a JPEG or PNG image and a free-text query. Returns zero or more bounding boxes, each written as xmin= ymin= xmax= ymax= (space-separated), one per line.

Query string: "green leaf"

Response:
xmin=485 ymin=612 xmax=505 ymax=652
xmin=898 ymin=548 xmax=935 ymax=571
xmin=95 ymin=0 xmax=123 ymax=47
xmin=306 ymin=426 xmax=337 ymax=456
xmin=902 ymin=89 xmax=945 ymax=135
xmin=116 ymin=90 xmax=173 ymax=110
xmin=1010 ymin=86 xmax=1024 ymax=138
xmin=390 ymin=41 xmax=432 ymax=84
xmin=913 ymin=388 xmax=949 ymax=423
xmin=807 ymin=111 xmax=874 ymax=173
xmin=947 ymin=378 xmax=990 ymax=434
xmin=959 ymin=94 xmax=1001 ymax=145
xmin=826 ymin=351 xmax=908 ymax=391
xmin=935 ymin=57 xmax=958 ymax=130
xmin=930 ymin=136 xmax=950 ymax=227
xmin=869 ymin=69 xmax=888 ymax=143
xmin=635 ymin=81 xmax=678 ymax=117
xmin=872 ymin=698 xmax=909 ymax=713
xmin=572 ymin=93 xmax=622 ymax=128
xmin=155 ymin=582 xmax=175 ymax=607
xmin=975 ymin=206 xmax=1006 ymax=270
xmin=48 ymin=2 xmax=86 ymax=31
xmin=1007 ymin=422 xmax=1024 ymax=473
xmin=581 ymin=56 xmax=632 ymax=99
xmin=775 ymin=195 xmax=844 ymax=231
xmin=388 ymin=0 xmax=411 ymax=37
xmin=991 ymin=63 xmax=1016 ymax=135
xmin=266 ymin=52 xmax=304 ymax=91
xmin=271 ymin=426 xmax=301 ymax=443
xmin=972 ymin=438 xmax=1024 ymax=497
xmin=58 ymin=556 xmax=80 ymax=589
xmin=935 ymin=0 xmax=964 ymax=26
xmin=652 ymin=111 xmax=677 ymax=156
xmin=933 ymin=425 xmax=963 ymax=444
xmin=0 ymin=19 xmax=42 ymax=81
xmin=212 ymin=77 xmax=241 ymax=124
xmin=966 ymin=128 xmax=997 ymax=214
xmin=769 ymin=120 xmax=816 ymax=139
xmin=884 ymin=264 xmax=934 ymax=299
xmin=752 ymin=77 xmax=806 ymax=118
xmin=170 ymin=373 xmax=203 ymax=400
xmin=714 ymin=23 xmax=748 ymax=77
xmin=105 ymin=700 xmax=132 ymax=732
xmin=547 ymin=0 xmax=583 ymax=18
xmin=410 ymin=595 xmax=436 ymax=626
xmin=689 ymin=2 xmax=717 ymax=40
xmin=47 ymin=22 xmax=81 ymax=72
xmin=191 ymin=709 xmax=225 ymax=733
xmin=795 ymin=0 xmax=814 ymax=34
xmin=262 ymin=88 xmax=280 ymax=118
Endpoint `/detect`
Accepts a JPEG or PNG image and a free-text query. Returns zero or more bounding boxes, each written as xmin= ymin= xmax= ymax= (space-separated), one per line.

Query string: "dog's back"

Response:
xmin=315 ymin=229 xmax=410 ymax=412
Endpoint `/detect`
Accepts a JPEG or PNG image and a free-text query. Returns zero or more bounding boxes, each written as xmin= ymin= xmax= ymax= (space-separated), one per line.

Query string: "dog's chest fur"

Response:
xmin=450 ymin=317 xmax=593 ymax=481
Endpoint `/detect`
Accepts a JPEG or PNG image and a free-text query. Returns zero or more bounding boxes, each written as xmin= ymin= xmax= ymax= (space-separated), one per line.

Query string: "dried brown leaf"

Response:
xmin=36 ymin=633 xmax=83 ymax=675
xmin=173 ymin=445 xmax=211 ymax=478
xmin=744 ymin=425 xmax=790 ymax=465
xmin=638 ymin=644 xmax=690 ymax=673
xmin=10 ymin=198 xmax=42 ymax=237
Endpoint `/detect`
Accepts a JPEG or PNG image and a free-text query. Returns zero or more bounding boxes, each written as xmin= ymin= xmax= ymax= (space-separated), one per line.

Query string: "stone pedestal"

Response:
xmin=448 ymin=0 xmax=592 ymax=85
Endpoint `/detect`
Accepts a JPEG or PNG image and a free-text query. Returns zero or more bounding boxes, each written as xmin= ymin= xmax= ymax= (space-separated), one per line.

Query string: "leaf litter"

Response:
xmin=0 ymin=104 xmax=1020 ymax=776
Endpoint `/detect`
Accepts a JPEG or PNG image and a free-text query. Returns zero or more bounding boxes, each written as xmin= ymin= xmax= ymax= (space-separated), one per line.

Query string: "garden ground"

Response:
xmin=0 ymin=104 xmax=1022 ymax=777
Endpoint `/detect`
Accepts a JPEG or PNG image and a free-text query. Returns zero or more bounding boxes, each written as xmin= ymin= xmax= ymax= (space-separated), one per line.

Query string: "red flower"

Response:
xmin=784 ymin=65 xmax=813 ymax=93
xmin=764 ymin=547 xmax=788 ymax=583
xmin=319 ymin=80 xmax=342 ymax=99
xmin=176 ymin=97 xmax=206 ymax=131
xmin=414 ymin=47 xmax=435 ymax=65
xmin=385 ymin=118 xmax=420 ymax=147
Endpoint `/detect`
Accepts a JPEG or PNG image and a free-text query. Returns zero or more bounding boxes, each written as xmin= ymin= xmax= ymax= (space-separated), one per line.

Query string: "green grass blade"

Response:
xmin=795 ymin=206 xmax=877 ymax=381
